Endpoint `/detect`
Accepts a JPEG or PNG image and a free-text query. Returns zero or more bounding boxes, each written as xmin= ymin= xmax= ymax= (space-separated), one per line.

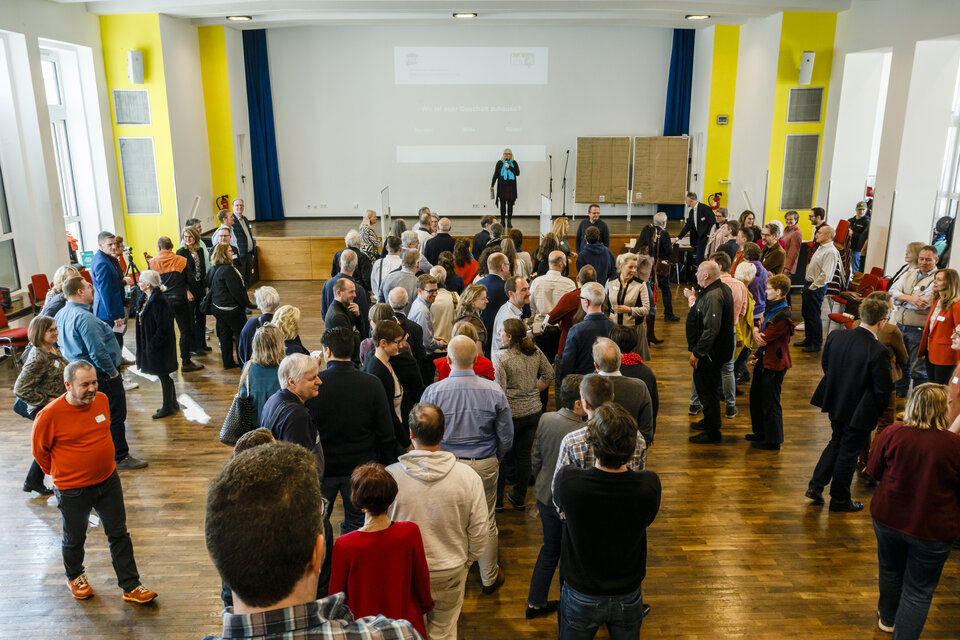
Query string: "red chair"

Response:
xmin=870 ymin=267 xmax=884 ymax=279
xmin=31 ymin=274 xmax=50 ymax=303
xmin=80 ymin=269 xmax=92 ymax=284
xmin=27 ymin=283 xmax=39 ymax=315
xmin=0 ymin=306 xmax=29 ymax=368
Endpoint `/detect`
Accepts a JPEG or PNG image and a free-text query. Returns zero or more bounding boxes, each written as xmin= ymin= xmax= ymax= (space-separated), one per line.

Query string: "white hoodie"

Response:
xmin=387 ymin=450 xmax=488 ymax=573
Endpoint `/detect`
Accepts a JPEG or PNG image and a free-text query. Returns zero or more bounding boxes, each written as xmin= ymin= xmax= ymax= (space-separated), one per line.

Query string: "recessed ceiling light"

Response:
xmin=685 ymin=14 xmax=710 ymax=20
xmin=227 ymin=16 xmax=253 ymax=21
xmin=452 ymin=12 xmax=478 ymax=19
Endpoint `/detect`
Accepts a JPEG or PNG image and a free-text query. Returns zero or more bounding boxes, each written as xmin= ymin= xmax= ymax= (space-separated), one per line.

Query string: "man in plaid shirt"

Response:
xmin=552 ymin=375 xmax=647 ymax=500
xmin=203 ymin=441 xmax=421 ymax=640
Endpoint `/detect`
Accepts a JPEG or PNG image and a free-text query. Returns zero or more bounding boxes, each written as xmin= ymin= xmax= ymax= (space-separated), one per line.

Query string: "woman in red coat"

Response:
xmin=748 ymin=274 xmax=795 ymax=450
xmin=918 ymin=268 xmax=960 ymax=384
xmin=330 ymin=463 xmax=434 ymax=637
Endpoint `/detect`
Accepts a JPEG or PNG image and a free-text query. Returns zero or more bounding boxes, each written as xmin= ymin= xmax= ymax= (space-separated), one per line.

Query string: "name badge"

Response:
xmin=953 ymin=377 xmax=959 ymax=385
xmin=95 ymin=414 xmax=106 ymax=423
xmin=937 ymin=315 xmax=946 ymax=322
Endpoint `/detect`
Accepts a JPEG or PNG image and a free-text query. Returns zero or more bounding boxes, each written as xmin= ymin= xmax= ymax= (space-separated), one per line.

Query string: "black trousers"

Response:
xmin=801 ymin=285 xmax=826 ymax=347
xmin=692 ymin=359 xmax=722 ymax=437
xmin=925 ymin=361 xmax=954 ymax=385
xmin=655 ymin=277 xmax=674 ymax=317
xmin=213 ymin=307 xmax=247 ymax=368
xmin=497 ymin=411 xmax=541 ymax=505
xmin=171 ymin=301 xmax=193 ymax=364
xmin=809 ymin=419 xmax=871 ymax=503
xmin=55 ymin=471 xmax=141 ymax=592
xmin=96 ymin=370 xmax=128 ymax=461
xmin=158 ymin=372 xmax=178 ymax=411
xmin=749 ymin=359 xmax=786 ymax=445
xmin=190 ymin=300 xmax=207 ymax=351
xmin=534 ymin=327 xmax=560 ymax=411
xmin=499 ymin=200 xmax=514 ymax=228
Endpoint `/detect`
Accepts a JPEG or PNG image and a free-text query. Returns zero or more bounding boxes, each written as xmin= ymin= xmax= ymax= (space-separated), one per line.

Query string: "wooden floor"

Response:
xmin=1 ymin=280 xmax=957 ymax=639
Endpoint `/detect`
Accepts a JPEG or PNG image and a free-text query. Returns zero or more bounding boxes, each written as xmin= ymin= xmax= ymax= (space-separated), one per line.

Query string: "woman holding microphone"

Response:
xmin=491 ymin=148 xmax=519 ymax=229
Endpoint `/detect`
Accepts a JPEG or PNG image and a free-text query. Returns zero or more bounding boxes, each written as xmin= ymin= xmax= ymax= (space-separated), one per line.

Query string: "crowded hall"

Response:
xmin=2 ymin=0 xmax=960 ymax=638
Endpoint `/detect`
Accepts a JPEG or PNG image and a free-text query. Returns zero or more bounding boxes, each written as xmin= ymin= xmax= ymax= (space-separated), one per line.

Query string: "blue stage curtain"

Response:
xmin=662 ymin=28 xmax=695 ymax=220
xmin=242 ymin=29 xmax=285 ymax=221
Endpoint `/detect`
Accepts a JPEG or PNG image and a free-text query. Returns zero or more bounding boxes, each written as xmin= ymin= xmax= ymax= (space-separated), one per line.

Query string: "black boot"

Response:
xmin=647 ymin=314 xmax=663 ymax=345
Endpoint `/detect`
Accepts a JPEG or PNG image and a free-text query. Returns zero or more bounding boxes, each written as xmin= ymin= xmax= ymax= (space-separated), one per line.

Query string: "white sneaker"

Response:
xmin=796 ymin=322 xmax=806 ymax=331
xmin=122 ymin=377 xmax=139 ymax=391
xmin=878 ymin=612 xmax=894 ymax=633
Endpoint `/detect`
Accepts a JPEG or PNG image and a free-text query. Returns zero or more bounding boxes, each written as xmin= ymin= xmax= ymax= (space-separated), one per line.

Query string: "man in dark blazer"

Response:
xmin=473 ymin=215 xmax=495 ymax=258
xmin=475 ymin=252 xmax=511 ymax=355
xmin=321 ymin=250 xmax=370 ymax=337
xmin=91 ymin=231 xmax=127 ymax=349
xmin=387 ymin=287 xmax=427 ymax=369
xmin=423 ymin=217 xmax=456 ymax=266
xmin=559 ymin=282 xmax=614 ymax=378
xmin=676 ymin=192 xmax=715 ymax=265
xmin=322 ymin=278 xmax=363 ymax=364
xmin=807 ymin=297 xmax=893 ymax=512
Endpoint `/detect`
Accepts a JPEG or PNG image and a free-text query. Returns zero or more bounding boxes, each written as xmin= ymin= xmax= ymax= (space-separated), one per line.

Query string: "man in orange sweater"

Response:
xmin=32 ymin=360 xmax=157 ymax=604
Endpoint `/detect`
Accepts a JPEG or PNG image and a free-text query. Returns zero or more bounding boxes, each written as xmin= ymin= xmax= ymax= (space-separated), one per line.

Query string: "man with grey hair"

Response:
xmin=401 ymin=229 xmax=432 ymax=274
xmin=321 ymin=249 xmax=370 ymax=331
xmin=379 ymin=249 xmax=420 ymax=309
xmin=559 ymin=281 xmax=614 ymax=378
xmin=389 ymin=287 xmax=426 ymax=365
xmin=424 ymin=217 xmax=455 ymax=265
xmin=237 ymin=285 xmax=280 ymax=364
xmin=638 ymin=211 xmax=679 ymax=322
xmin=476 ymin=252 xmax=512 ymax=354
xmin=331 ymin=229 xmax=373 ymax=293
xmin=531 ymin=249 xmax=575 ymax=366
xmin=591 ymin=337 xmax=655 ymax=443
xmin=798 ymin=224 xmax=839 ymax=353
xmin=421 ymin=335 xmax=513 ymax=595
xmin=684 ymin=260 xmax=735 ymax=443
xmin=32 ymin=360 xmax=157 ymax=603
xmin=415 ymin=208 xmax=434 ymax=250
xmin=371 ymin=234 xmax=403 ymax=298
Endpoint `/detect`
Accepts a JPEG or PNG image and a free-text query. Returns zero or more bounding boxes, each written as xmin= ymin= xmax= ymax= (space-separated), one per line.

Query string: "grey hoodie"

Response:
xmin=387 ymin=450 xmax=488 ymax=573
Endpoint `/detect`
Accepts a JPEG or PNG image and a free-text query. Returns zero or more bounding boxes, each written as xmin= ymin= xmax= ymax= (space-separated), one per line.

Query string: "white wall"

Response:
xmin=825 ymin=49 xmax=891 ymax=226
xmin=727 ymin=13 xmax=782 ymax=219
xmin=224 ymin=26 xmax=252 ymax=222
xmin=0 ymin=0 xmax=120 ymax=280
xmin=159 ymin=15 xmax=212 ymax=230
xmin=688 ymin=25 xmax=714 ymax=201
xmin=266 ymin=25 xmax=672 ymax=220
xmin=821 ymin=0 xmax=960 ymax=272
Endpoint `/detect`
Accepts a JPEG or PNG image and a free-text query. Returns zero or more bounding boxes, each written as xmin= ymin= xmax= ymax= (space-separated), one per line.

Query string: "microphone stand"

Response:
xmin=548 ymin=155 xmax=553 ymax=201
xmin=562 ymin=149 xmax=569 ymax=217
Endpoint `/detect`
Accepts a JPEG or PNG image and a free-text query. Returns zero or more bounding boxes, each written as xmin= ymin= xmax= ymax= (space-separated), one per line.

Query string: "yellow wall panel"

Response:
xmin=198 ymin=26 xmax=238 ymax=210
xmin=703 ymin=25 xmax=740 ymax=209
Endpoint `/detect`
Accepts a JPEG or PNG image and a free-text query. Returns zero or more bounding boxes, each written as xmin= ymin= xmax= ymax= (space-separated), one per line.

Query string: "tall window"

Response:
xmin=40 ymin=49 xmax=84 ymax=250
xmin=0 ymin=160 xmax=21 ymax=291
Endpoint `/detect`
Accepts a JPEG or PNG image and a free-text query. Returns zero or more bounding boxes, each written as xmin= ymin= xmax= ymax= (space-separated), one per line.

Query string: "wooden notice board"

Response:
xmin=632 ymin=136 xmax=689 ymax=204
xmin=575 ymin=137 xmax=631 ymax=204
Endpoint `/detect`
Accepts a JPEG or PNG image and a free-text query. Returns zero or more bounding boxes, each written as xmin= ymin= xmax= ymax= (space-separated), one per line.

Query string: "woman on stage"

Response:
xmin=491 ymin=148 xmax=519 ymax=229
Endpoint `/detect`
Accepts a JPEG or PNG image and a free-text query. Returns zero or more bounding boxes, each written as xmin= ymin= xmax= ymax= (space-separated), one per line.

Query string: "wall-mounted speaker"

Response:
xmin=799 ymin=51 xmax=815 ymax=86
xmin=127 ymin=51 xmax=144 ymax=85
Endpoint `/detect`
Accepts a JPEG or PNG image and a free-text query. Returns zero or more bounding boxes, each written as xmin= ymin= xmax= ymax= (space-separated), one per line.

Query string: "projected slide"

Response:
xmin=395 ymin=47 xmax=548 ymax=85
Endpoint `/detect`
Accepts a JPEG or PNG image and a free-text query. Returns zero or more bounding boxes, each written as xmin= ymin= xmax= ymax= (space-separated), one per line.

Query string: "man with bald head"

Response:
xmin=530 ymin=249 xmax=575 ymax=371
xmin=684 ymin=260 xmax=734 ymax=443
xmin=798 ymin=224 xmax=839 ymax=353
xmin=424 ymin=217 xmax=456 ymax=265
xmin=421 ymin=335 xmax=513 ymax=595
xmin=476 ymin=252 xmax=512 ymax=354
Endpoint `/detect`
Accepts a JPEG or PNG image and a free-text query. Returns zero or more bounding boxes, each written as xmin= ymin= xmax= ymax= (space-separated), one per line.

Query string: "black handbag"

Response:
xmin=219 ymin=366 xmax=256 ymax=445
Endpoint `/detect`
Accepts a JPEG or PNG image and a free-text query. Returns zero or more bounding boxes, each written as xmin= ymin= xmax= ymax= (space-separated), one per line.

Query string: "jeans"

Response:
xmin=851 ymin=250 xmax=862 ymax=273
xmin=171 ymin=301 xmax=193 ymax=364
xmin=801 ymin=285 xmax=827 ymax=347
xmin=498 ymin=412 xmax=540 ymax=505
xmin=460 ymin=456 xmax=501 ymax=586
xmin=692 ymin=360 xmax=723 ymax=437
xmin=749 ymin=359 xmax=785 ymax=445
xmin=528 ymin=500 xmax=563 ymax=607
xmin=321 ymin=475 xmax=364 ymax=535
xmin=559 ymin=583 xmax=644 ymax=640
xmin=874 ymin=521 xmax=954 ymax=640
xmin=896 ymin=325 xmax=926 ymax=395
xmin=808 ymin=419 xmax=871 ymax=503
xmin=213 ymin=307 xmax=247 ymax=368
xmin=55 ymin=471 xmax=141 ymax=592
xmin=17 ymin=404 xmax=45 ymax=487
xmin=96 ymin=370 xmax=129 ymax=462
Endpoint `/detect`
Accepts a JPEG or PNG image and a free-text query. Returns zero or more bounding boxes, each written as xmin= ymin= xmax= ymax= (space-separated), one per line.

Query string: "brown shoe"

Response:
xmin=181 ymin=361 xmax=204 ymax=372
xmin=481 ymin=567 xmax=505 ymax=594
xmin=68 ymin=574 xmax=94 ymax=600
xmin=123 ymin=585 xmax=158 ymax=604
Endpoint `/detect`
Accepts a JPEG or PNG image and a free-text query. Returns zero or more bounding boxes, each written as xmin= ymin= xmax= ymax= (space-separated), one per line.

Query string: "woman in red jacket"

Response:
xmin=918 ymin=268 xmax=960 ymax=384
xmin=748 ymin=274 xmax=795 ymax=450
xmin=330 ymin=463 xmax=434 ymax=637
xmin=867 ymin=383 xmax=960 ymax=637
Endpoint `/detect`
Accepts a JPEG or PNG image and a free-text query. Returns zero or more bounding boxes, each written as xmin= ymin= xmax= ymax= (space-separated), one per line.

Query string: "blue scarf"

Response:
xmin=500 ymin=161 xmax=515 ymax=181
xmin=762 ymin=299 xmax=788 ymax=331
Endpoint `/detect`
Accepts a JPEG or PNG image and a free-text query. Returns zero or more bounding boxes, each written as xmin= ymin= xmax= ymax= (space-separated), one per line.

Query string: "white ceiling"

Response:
xmin=52 ymin=0 xmax=851 ymax=29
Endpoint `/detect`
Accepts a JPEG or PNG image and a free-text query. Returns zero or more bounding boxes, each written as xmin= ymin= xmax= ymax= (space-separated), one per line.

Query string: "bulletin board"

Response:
xmin=575 ymin=137 xmax=631 ymax=204
xmin=631 ymin=136 xmax=689 ymax=204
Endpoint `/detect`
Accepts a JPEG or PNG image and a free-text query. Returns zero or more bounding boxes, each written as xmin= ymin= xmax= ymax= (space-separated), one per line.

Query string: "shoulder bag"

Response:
xmin=219 ymin=365 xmax=256 ymax=445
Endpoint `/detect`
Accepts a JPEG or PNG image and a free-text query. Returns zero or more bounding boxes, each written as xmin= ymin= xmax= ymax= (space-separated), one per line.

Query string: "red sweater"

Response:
xmin=868 ymin=424 xmax=960 ymax=541
xmin=455 ymin=260 xmax=479 ymax=285
xmin=434 ymin=355 xmax=495 ymax=381
xmin=32 ymin=393 xmax=115 ymax=489
xmin=329 ymin=521 xmax=434 ymax=637
xmin=547 ymin=288 xmax=582 ymax=357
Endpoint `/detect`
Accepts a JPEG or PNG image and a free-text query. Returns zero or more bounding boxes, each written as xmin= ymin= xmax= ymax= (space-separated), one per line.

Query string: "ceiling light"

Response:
xmin=452 ymin=12 xmax=478 ymax=19
xmin=227 ymin=16 xmax=253 ymax=21
xmin=685 ymin=14 xmax=710 ymax=20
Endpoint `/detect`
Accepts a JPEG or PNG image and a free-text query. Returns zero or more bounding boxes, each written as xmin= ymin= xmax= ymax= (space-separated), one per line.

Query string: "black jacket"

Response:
xmin=848 ymin=215 xmax=871 ymax=252
xmin=206 ymin=264 xmax=249 ymax=310
xmin=395 ymin=312 xmax=427 ymax=364
xmin=135 ymin=289 xmax=177 ymax=375
xmin=620 ymin=361 xmax=659 ymax=437
xmin=263 ymin=389 xmax=325 ymax=479
xmin=363 ymin=355 xmax=412 ymax=450
xmin=473 ymin=229 xmax=491 ymax=258
xmin=636 ymin=225 xmax=672 ymax=262
xmin=424 ymin=233 xmax=456 ymax=266
xmin=323 ymin=300 xmax=362 ymax=363
xmin=811 ymin=326 xmax=893 ymax=430
xmin=575 ymin=218 xmax=611 ymax=252
xmin=331 ymin=246 xmax=373 ymax=294
xmin=176 ymin=247 xmax=206 ymax=300
xmin=306 ymin=361 xmax=400 ymax=476
xmin=685 ymin=279 xmax=735 ymax=364
xmin=391 ymin=351 xmax=424 ymax=428
xmin=677 ymin=202 xmax=715 ymax=245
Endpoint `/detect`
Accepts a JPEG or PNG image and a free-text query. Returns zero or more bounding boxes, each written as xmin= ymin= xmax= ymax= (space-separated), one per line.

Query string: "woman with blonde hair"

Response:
xmin=867 ymin=383 xmax=960 ymax=638
xmin=550 ymin=216 xmax=575 ymax=261
xmin=207 ymin=242 xmax=249 ymax=369
xmin=178 ymin=225 xmax=209 ymax=355
xmin=454 ymin=284 xmax=489 ymax=349
xmin=491 ymin=147 xmax=519 ymax=228
xmin=888 ymin=241 xmax=927 ymax=289
xmin=604 ymin=252 xmax=651 ymax=361
xmin=359 ymin=209 xmax=380 ymax=263
xmin=241 ymin=323 xmax=284 ymax=425
xmin=272 ymin=305 xmax=309 ymax=356
xmin=918 ymin=268 xmax=960 ymax=384
xmin=40 ymin=265 xmax=80 ymax=317
xmin=500 ymin=237 xmax=518 ymax=278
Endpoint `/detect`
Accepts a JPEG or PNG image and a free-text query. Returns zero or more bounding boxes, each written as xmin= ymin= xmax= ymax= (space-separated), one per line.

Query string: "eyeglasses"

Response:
xmin=424 ymin=288 xmax=439 ymax=294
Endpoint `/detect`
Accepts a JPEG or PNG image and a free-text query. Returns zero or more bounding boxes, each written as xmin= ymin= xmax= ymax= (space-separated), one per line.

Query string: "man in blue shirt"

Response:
xmin=55 ymin=276 xmax=147 ymax=470
xmin=408 ymin=274 xmax=447 ymax=383
xmin=560 ymin=282 xmax=614 ymax=378
xmin=421 ymin=335 xmax=513 ymax=595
